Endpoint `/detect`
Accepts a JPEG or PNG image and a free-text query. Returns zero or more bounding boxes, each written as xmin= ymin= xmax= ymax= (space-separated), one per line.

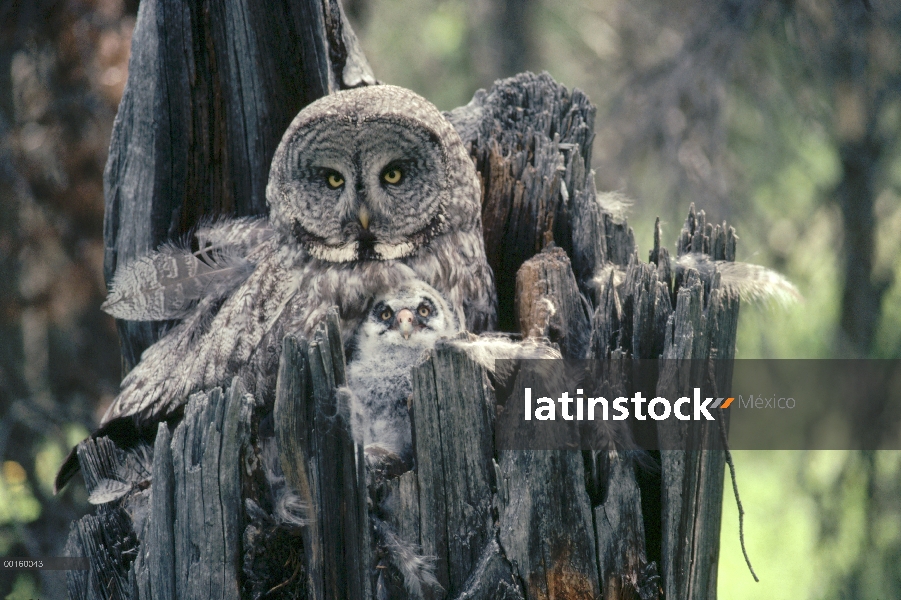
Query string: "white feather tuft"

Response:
xmin=260 ymin=434 xmax=310 ymax=529
xmin=87 ymin=478 xmax=132 ymax=505
xmin=274 ymin=487 xmax=309 ymax=529
xmin=307 ymin=241 xmax=359 ymax=263
xmin=676 ymin=254 xmax=802 ymax=306
xmin=447 ymin=333 xmax=562 ymax=373
xmin=596 ymin=191 xmax=633 ymax=222
xmin=589 ymin=263 xmax=626 ymax=293
xmin=375 ymin=518 xmax=442 ymax=598
xmin=588 ymin=254 xmax=801 ymax=308
xmin=375 ymin=241 xmax=417 ymax=260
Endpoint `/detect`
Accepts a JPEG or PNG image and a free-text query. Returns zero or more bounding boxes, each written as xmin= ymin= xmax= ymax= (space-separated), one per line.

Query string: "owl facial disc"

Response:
xmin=290 ymin=210 xmax=445 ymax=263
xmin=268 ymin=100 xmax=453 ymax=264
xmin=354 ymin=280 xmax=458 ymax=353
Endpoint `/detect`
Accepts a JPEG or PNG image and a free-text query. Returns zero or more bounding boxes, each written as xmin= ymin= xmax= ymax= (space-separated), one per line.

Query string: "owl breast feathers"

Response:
xmin=100 ymin=85 xmax=497 ymax=426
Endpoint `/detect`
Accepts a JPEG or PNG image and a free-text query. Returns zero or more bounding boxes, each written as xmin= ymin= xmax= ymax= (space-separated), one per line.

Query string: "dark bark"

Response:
xmin=67 ymin=382 xmax=255 ymax=599
xmin=515 ymin=246 xmax=592 ymax=359
xmin=447 ymin=72 xmax=606 ymax=332
xmin=274 ymin=313 xmax=371 ymax=600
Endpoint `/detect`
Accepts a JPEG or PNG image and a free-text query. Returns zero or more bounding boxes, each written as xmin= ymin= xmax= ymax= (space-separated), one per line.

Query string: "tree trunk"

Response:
xmin=66 ymin=2 xmax=739 ymax=598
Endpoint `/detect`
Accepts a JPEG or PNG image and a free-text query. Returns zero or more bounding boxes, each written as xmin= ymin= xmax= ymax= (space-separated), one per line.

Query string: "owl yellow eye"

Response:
xmin=382 ymin=168 xmax=402 ymax=184
xmin=418 ymin=305 xmax=430 ymax=317
xmin=326 ymin=172 xmax=344 ymax=189
xmin=380 ymin=308 xmax=393 ymax=321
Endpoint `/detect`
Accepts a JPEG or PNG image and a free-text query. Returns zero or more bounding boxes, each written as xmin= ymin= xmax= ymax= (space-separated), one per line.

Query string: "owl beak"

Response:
xmin=396 ymin=309 xmax=415 ymax=339
xmin=358 ymin=206 xmax=370 ymax=230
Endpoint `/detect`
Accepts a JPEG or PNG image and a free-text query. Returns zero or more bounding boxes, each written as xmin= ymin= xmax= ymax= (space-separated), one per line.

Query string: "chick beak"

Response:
xmin=396 ymin=309 xmax=415 ymax=339
xmin=358 ymin=206 xmax=370 ymax=230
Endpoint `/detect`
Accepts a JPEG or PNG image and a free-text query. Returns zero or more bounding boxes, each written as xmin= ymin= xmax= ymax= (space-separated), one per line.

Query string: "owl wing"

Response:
xmin=100 ymin=240 xmax=301 ymax=426
xmin=462 ymin=258 xmax=498 ymax=333
xmin=100 ymin=293 xmax=225 ymax=424
xmin=194 ymin=216 xmax=275 ymax=250
xmin=102 ymin=217 xmax=273 ymax=321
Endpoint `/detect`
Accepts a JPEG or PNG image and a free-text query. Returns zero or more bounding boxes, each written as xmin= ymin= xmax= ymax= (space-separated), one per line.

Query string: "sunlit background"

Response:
xmin=1 ymin=0 xmax=899 ymax=597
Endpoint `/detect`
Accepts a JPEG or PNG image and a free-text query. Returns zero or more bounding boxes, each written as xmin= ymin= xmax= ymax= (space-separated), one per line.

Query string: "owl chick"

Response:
xmin=341 ymin=280 xmax=458 ymax=471
xmin=341 ymin=280 xmax=578 ymax=599
xmin=341 ymin=279 xmax=574 ymax=473
xmin=56 ymin=86 xmax=497 ymax=492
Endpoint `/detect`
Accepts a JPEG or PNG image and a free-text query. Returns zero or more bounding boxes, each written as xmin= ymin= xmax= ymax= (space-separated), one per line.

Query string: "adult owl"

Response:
xmin=56 ymin=85 xmax=496 ymax=491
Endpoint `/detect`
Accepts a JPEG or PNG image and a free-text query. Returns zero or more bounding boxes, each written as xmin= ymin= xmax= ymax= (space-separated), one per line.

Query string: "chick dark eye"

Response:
xmin=418 ymin=305 xmax=430 ymax=317
xmin=382 ymin=168 xmax=402 ymax=184
xmin=380 ymin=308 xmax=393 ymax=321
xmin=326 ymin=171 xmax=345 ymax=189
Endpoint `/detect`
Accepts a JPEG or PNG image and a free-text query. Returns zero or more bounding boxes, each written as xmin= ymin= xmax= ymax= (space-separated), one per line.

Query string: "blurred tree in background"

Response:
xmin=0 ymin=0 xmax=899 ymax=598
xmin=0 ymin=0 xmax=135 ymax=596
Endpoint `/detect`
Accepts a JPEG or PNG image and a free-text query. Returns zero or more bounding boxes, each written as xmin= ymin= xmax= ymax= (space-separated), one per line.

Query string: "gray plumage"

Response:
xmin=341 ymin=280 xmax=458 ymax=468
xmin=102 ymin=217 xmax=268 ymax=320
xmin=340 ymin=280 xmax=567 ymax=467
xmin=99 ymin=85 xmax=497 ymax=426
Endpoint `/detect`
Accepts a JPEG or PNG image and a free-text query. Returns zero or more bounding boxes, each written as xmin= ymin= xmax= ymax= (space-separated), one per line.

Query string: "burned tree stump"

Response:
xmin=65 ymin=2 xmax=742 ymax=597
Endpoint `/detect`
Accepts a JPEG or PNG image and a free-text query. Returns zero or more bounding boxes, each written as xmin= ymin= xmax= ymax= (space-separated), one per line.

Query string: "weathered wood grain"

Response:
xmin=274 ymin=335 xmax=322 ymax=597
xmin=594 ymin=453 xmax=658 ymax=600
xmin=655 ymin=207 xmax=739 ymax=600
xmin=66 ymin=381 xmax=252 ymax=599
xmin=515 ymin=246 xmax=592 ymax=359
xmin=411 ymin=343 xmax=498 ymax=596
xmin=448 ymin=72 xmax=625 ymax=332
xmin=274 ymin=310 xmax=371 ymax=600
xmin=145 ymin=423 xmax=175 ymax=600
xmin=454 ymin=539 xmax=524 ymax=600
xmin=65 ymin=505 xmax=138 ymax=600
xmin=498 ymin=449 xmax=601 ymax=600
xmin=167 ymin=382 xmax=248 ymax=599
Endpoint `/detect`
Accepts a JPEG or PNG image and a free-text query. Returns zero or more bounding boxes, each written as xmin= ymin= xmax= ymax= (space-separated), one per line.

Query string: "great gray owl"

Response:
xmin=55 ymin=85 xmax=496 ymax=491
xmin=341 ymin=279 xmax=458 ymax=471
xmin=340 ymin=278 xmax=573 ymax=473
xmin=339 ymin=279 xmax=569 ymax=599
xmin=100 ymin=84 xmax=496 ymax=426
